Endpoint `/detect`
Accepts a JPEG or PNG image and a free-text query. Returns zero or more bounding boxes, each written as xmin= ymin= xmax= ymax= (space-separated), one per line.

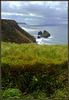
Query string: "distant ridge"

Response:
xmin=1 ymin=19 xmax=36 ymax=44
xmin=18 ymin=22 xmax=27 ymax=24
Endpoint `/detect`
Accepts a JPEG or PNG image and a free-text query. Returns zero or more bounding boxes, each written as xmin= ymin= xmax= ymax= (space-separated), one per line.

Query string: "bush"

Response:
xmin=1 ymin=88 xmax=22 ymax=99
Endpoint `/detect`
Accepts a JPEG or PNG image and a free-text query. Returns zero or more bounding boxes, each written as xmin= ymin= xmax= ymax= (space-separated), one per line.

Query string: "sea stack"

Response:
xmin=37 ymin=30 xmax=50 ymax=38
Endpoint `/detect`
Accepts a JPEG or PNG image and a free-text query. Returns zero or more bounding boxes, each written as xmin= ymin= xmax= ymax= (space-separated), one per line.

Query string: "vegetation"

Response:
xmin=1 ymin=88 xmax=21 ymax=99
xmin=41 ymin=32 xmax=50 ymax=37
xmin=41 ymin=30 xmax=50 ymax=38
xmin=1 ymin=41 xmax=68 ymax=99
xmin=1 ymin=19 xmax=36 ymax=43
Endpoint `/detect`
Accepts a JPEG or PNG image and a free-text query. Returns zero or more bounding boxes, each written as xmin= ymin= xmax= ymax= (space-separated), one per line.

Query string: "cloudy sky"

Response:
xmin=1 ymin=1 xmax=68 ymax=25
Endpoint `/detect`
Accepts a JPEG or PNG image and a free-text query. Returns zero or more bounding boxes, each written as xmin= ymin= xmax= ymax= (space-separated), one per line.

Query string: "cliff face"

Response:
xmin=1 ymin=19 xmax=36 ymax=44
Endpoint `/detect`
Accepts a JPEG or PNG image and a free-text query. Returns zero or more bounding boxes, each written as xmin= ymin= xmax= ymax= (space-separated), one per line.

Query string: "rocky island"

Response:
xmin=37 ymin=30 xmax=50 ymax=38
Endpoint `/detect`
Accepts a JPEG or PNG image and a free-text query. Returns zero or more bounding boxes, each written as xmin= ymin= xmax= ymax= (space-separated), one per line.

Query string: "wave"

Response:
xmin=22 ymin=27 xmax=35 ymax=32
xmin=36 ymin=35 xmax=54 ymax=45
xmin=48 ymin=36 xmax=53 ymax=38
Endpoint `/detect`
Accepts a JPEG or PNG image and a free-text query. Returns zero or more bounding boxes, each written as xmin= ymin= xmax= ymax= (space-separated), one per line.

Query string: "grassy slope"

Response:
xmin=1 ymin=42 xmax=68 ymax=99
xmin=1 ymin=19 xmax=36 ymax=43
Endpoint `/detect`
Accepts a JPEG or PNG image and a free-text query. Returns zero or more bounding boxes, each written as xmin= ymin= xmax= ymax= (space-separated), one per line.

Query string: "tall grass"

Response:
xmin=1 ymin=42 xmax=68 ymax=99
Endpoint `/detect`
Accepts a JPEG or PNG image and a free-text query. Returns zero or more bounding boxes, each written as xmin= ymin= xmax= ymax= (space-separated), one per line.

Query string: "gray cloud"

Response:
xmin=1 ymin=1 xmax=68 ymax=25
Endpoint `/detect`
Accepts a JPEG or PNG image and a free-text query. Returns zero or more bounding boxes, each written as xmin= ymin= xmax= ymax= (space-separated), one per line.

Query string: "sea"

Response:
xmin=18 ymin=24 xmax=68 ymax=45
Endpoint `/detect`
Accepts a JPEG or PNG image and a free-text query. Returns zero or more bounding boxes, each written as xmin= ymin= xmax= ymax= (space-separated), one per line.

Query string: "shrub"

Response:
xmin=1 ymin=88 xmax=22 ymax=99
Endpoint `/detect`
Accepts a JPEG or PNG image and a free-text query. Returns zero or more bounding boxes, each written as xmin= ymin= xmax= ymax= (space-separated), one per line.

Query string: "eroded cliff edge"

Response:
xmin=1 ymin=19 xmax=36 ymax=44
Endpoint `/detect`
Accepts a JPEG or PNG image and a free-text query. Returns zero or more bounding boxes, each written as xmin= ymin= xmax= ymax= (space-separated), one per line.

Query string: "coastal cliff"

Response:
xmin=1 ymin=19 xmax=36 ymax=44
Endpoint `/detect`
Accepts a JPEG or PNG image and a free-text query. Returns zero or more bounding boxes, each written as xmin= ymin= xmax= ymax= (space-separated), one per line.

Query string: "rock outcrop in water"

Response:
xmin=1 ymin=19 xmax=36 ymax=44
xmin=37 ymin=35 xmax=41 ymax=38
xmin=38 ymin=31 xmax=42 ymax=35
xmin=37 ymin=30 xmax=50 ymax=38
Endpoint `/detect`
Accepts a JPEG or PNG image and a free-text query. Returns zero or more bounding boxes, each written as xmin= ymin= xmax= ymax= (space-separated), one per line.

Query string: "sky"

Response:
xmin=1 ymin=1 xmax=68 ymax=25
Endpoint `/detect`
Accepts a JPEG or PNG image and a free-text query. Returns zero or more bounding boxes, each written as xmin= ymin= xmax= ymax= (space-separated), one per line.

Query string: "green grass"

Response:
xmin=41 ymin=32 xmax=49 ymax=37
xmin=1 ymin=41 xmax=68 ymax=99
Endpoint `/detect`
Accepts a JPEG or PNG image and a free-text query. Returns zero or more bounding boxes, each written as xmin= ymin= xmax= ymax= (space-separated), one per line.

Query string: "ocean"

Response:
xmin=18 ymin=24 xmax=68 ymax=45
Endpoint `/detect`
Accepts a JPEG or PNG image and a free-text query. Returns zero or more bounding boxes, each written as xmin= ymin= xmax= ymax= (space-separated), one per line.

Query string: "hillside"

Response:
xmin=1 ymin=19 xmax=36 ymax=44
xmin=1 ymin=42 xmax=68 ymax=99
